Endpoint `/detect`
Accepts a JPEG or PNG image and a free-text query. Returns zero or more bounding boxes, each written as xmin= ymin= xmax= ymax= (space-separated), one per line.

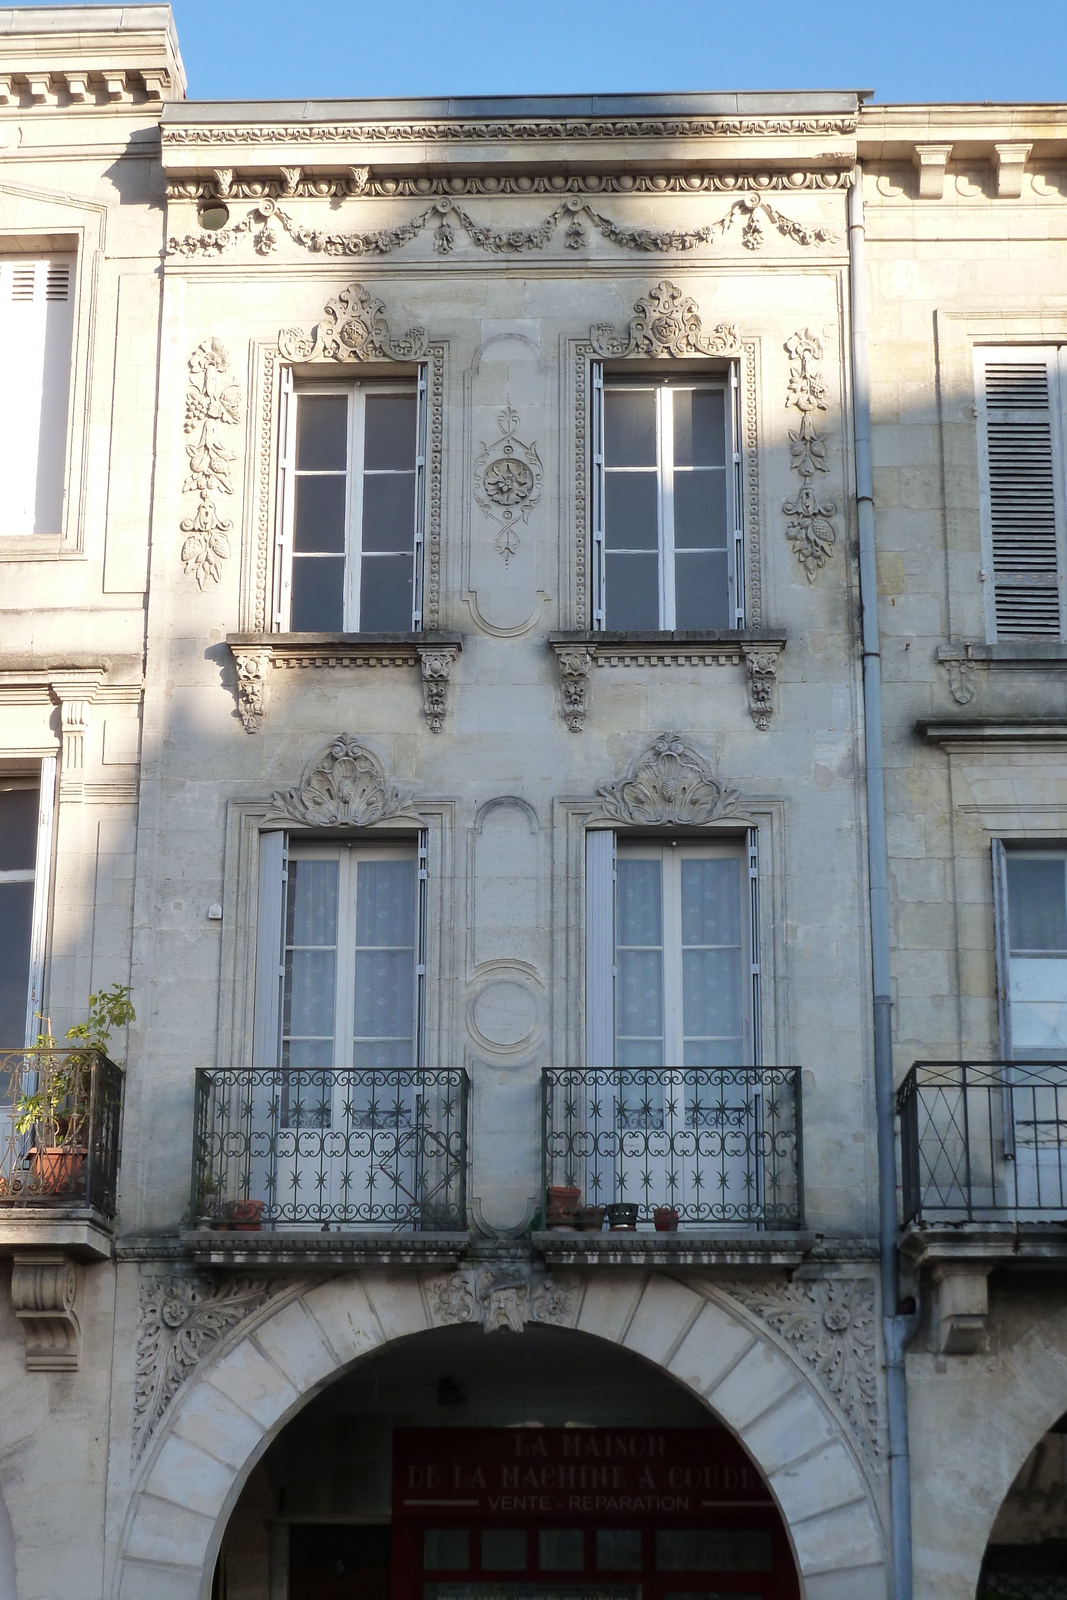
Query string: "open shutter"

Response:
xmin=747 ymin=826 xmax=762 ymax=1066
xmin=731 ymin=363 xmax=746 ymax=627
xmin=0 ymin=256 xmax=75 ymax=537
xmin=412 ymin=365 xmax=428 ymax=630
xmin=24 ymin=755 xmax=56 ymax=1047
xmin=586 ymin=828 xmax=616 ymax=1068
xmin=976 ymin=347 xmax=1066 ymax=639
xmin=415 ymin=830 xmax=428 ymax=1070
xmin=253 ymin=830 xmax=288 ymax=1067
xmin=273 ymin=366 xmax=295 ymax=629
xmin=991 ymin=837 xmax=1013 ymax=1063
xmin=590 ymin=362 xmax=606 ymax=629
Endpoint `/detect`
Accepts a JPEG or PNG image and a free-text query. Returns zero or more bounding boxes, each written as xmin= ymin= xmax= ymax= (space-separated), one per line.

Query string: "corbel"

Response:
xmin=50 ymin=670 xmax=106 ymax=795
xmin=550 ymin=643 xmax=594 ymax=732
xmin=993 ymin=143 xmax=1032 ymax=199
xmin=912 ymin=144 xmax=953 ymax=200
xmin=415 ymin=643 xmax=460 ymax=733
xmin=0 ymin=76 xmax=16 ymax=107
xmin=140 ymin=69 xmax=170 ymax=102
xmin=26 ymin=74 xmax=56 ymax=106
xmin=213 ymin=167 xmax=235 ymax=200
xmin=348 ymin=165 xmax=371 ymax=196
xmin=63 ymin=72 xmax=90 ymax=104
xmin=103 ymin=71 xmax=131 ymax=104
xmin=11 ymin=1254 xmax=81 ymax=1371
xmin=932 ymin=1262 xmax=990 ymax=1354
xmin=279 ymin=166 xmax=302 ymax=196
xmin=741 ymin=642 xmax=783 ymax=731
xmin=233 ymin=648 xmax=271 ymax=734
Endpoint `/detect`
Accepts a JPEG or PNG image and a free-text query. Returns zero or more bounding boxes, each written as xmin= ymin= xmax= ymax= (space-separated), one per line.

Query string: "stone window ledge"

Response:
xmin=938 ymin=640 xmax=1067 ymax=705
xmin=547 ymin=630 xmax=786 ymax=731
xmin=0 ymin=1209 xmax=114 ymax=1262
xmin=174 ymin=1229 xmax=468 ymax=1270
xmin=533 ymin=1229 xmax=815 ymax=1268
xmin=225 ymin=631 xmax=462 ymax=734
xmin=918 ymin=717 xmax=1067 ymax=746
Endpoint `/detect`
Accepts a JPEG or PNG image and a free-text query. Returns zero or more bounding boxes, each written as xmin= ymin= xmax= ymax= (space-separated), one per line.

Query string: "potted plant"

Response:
xmin=653 ymin=1205 xmax=679 ymax=1232
xmin=15 ymin=985 xmax=134 ymax=1197
xmin=546 ymin=1184 xmax=581 ymax=1228
xmin=606 ymin=1202 xmax=639 ymax=1232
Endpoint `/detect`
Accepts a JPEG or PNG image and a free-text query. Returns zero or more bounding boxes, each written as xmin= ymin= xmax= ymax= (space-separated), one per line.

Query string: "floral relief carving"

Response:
xmin=782 ymin=329 xmax=837 ymax=582
xmin=278 ymin=281 xmax=428 ymax=363
xmin=233 ymin=649 xmax=270 ymax=733
xmin=551 ymin=645 xmax=594 ymax=731
xmin=180 ymin=338 xmax=242 ymax=589
xmin=427 ymin=1266 xmax=576 ymax=1334
xmin=417 ymin=645 xmax=459 ymax=732
xmin=723 ymin=1276 xmax=881 ymax=1464
xmin=591 ymin=280 xmax=741 ymax=360
xmin=163 ymin=116 xmax=857 ymax=149
xmin=473 ymin=405 xmax=543 ymax=561
xmin=271 ymin=735 xmax=415 ymax=827
xmin=742 ymin=644 xmax=783 ymax=731
xmin=134 ymin=1273 xmax=281 ymax=1459
xmin=597 ymin=734 xmax=746 ymax=826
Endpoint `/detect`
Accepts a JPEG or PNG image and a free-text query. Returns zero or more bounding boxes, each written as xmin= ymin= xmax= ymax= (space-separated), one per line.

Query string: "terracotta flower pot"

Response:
xmin=231 ymin=1199 xmax=265 ymax=1232
xmin=653 ymin=1206 xmax=679 ymax=1233
xmin=545 ymin=1184 xmax=581 ymax=1229
xmin=31 ymin=1146 xmax=86 ymax=1196
xmin=577 ymin=1205 xmax=606 ymax=1232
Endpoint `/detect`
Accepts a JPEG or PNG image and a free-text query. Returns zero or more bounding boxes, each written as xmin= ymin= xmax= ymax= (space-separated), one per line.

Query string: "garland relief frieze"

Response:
xmin=180 ymin=338 xmax=242 ymax=590
xmin=782 ymin=329 xmax=838 ymax=582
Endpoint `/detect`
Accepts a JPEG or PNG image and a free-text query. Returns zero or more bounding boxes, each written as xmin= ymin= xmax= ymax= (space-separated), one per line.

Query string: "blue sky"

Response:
xmin=20 ymin=0 xmax=1067 ymax=103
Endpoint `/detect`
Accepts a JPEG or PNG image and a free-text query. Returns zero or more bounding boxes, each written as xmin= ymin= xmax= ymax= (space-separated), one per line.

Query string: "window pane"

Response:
xmin=604 ymin=472 xmax=658 ymax=550
xmin=539 ymin=1530 xmax=584 ymax=1571
xmin=364 ymin=392 xmax=417 ymax=471
xmin=1008 ymin=858 xmax=1067 ymax=952
xmin=605 ymin=388 xmax=656 ymax=466
xmin=355 ymin=860 xmax=415 ymax=947
xmin=604 ymin=552 xmax=659 ymax=631
xmin=482 ymin=1531 xmax=526 ymax=1571
xmin=362 ymin=472 xmax=416 ymax=552
xmin=673 ymin=471 xmax=727 ymax=550
xmin=291 ymin=556 xmax=345 ymax=631
xmin=354 ymin=858 xmax=415 ymax=1064
xmin=596 ymin=1531 xmax=642 ymax=1571
xmin=1009 ymin=957 xmax=1067 ymax=1059
xmin=296 ymin=395 xmax=348 ymax=471
xmin=681 ymin=859 xmax=741 ymax=947
xmin=674 ymin=551 xmax=730 ymax=631
xmin=0 ymin=788 xmax=38 ymax=871
xmin=618 ymin=950 xmax=665 ymax=1040
xmin=424 ymin=1530 xmax=468 ymax=1571
xmin=353 ymin=950 xmax=414 ymax=1042
xmin=618 ymin=858 xmax=663 ymax=944
xmin=286 ymin=859 xmax=339 ymax=949
xmin=674 ymin=388 xmax=726 ymax=468
xmin=294 ymin=476 xmax=347 ymax=553
xmin=0 ymin=882 xmax=33 ymax=1046
xmin=656 ymin=1530 xmax=772 ymax=1573
xmin=359 ymin=554 xmax=414 ymax=632
xmin=682 ymin=948 xmax=743 ymax=1039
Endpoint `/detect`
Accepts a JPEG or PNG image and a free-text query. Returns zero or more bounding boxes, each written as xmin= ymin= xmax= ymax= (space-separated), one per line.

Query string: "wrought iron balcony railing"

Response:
xmin=899 ymin=1060 xmax=1067 ymax=1225
xmin=0 ymin=1047 xmax=124 ymax=1218
xmin=541 ymin=1066 xmax=803 ymax=1229
xmin=191 ymin=1067 xmax=469 ymax=1232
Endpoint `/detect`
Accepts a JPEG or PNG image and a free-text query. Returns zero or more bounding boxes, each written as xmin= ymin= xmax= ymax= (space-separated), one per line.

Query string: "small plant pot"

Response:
xmin=653 ymin=1206 xmax=679 ymax=1233
xmin=546 ymin=1184 xmax=582 ymax=1229
xmin=606 ymin=1202 xmax=639 ymax=1232
xmin=31 ymin=1146 xmax=86 ymax=1196
xmin=577 ymin=1205 xmax=606 ymax=1232
xmin=231 ymin=1200 xmax=265 ymax=1232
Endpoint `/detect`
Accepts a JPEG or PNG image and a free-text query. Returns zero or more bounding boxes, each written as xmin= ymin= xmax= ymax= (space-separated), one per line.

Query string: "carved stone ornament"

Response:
xmin=134 ymin=1273 xmax=281 ymax=1458
xmin=939 ymin=645 xmax=976 ymax=705
xmin=473 ymin=405 xmax=544 ymax=561
xmin=271 ymin=734 xmax=415 ymax=826
xmin=418 ymin=645 xmax=459 ymax=732
xmin=596 ymin=733 xmax=746 ymax=825
xmin=591 ymin=280 xmax=742 ymax=360
xmin=427 ymin=1265 xmax=576 ymax=1334
xmin=11 ymin=1254 xmax=80 ymax=1371
xmin=742 ymin=643 xmax=783 ymax=731
xmin=278 ymin=281 xmax=428 ymax=363
xmin=551 ymin=644 xmax=593 ymax=731
xmin=783 ymin=329 xmax=837 ymax=582
xmin=180 ymin=338 xmax=242 ymax=589
xmin=723 ymin=1275 xmax=881 ymax=1463
xmin=233 ymin=649 xmax=270 ymax=733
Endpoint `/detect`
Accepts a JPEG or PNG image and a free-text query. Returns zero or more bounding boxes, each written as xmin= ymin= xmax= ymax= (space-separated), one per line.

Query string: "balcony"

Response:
xmin=538 ymin=1066 xmax=808 ymax=1266
xmin=187 ymin=1066 xmax=470 ymax=1267
xmin=899 ymin=1061 xmax=1067 ymax=1270
xmin=0 ymin=1047 xmax=124 ymax=1259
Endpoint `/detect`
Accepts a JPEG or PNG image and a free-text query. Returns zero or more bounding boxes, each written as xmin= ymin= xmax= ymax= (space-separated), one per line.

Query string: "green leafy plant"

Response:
xmin=15 ymin=984 xmax=134 ymax=1147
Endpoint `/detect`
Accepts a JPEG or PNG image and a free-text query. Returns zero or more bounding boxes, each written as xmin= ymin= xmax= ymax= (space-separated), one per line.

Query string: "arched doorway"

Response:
xmin=977 ymin=1409 xmax=1067 ymax=1598
xmin=212 ymin=1323 xmax=801 ymax=1600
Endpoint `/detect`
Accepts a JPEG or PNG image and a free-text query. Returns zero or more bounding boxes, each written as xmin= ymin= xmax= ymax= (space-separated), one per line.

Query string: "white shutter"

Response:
xmin=976 ymin=347 xmax=1066 ymax=639
xmin=731 ymin=363 xmax=746 ymax=627
xmin=415 ymin=830 xmax=428 ymax=1069
xmin=24 ymin=756 xmax=56 ymax=1048
xmin=991 ymin=837 xmax=1013 ymax=1062
xmin=590 ymin=362 xmax=606 ymax=629
xmin=253 ymin=830 xmax=288 ymax=1066
xmin=747 ymin=826 xmax=762 ymax=1065
xmin=412 ymin=365 xmax=428 ymax=629
xmin=0 ymin=256 xmax=75 ymax=537
xmin=586 ymin=827 xmax=616 ymax=1068
xmin=273 ymin=366 xmax=295 ymax=629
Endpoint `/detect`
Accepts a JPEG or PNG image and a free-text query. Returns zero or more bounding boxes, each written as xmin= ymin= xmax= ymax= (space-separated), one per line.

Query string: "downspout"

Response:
xmin=848 ymin=166 xmax=915 ymax=1600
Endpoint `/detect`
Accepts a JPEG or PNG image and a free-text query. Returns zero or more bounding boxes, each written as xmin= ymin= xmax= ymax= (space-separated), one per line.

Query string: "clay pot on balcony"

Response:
xmin=545 ymin=1185 xmax=581 ymax=1229
xmin=653 ymin=1205 xmax=679 ymax=1233
xmin=31 ymin=1146 xmax=86 ymax=1196
xmin=231 ymin=1200 xmax=265 ymax=1232
xmin=577 ymin=1205 xmax=606 ymax=1232
xmin=606 ymin=1202 xmax=639 ymax=1232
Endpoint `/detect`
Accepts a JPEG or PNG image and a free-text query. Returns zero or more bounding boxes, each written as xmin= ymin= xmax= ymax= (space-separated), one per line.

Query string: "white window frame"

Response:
xmin=993 ymin=840 xmax=1067 ymax=1064
xmin=0 ymin=758 xmax=56 ymax=1047
xmin=0 ymin=255 xmax=76 ymax=541
xmin=591 ymin=367 xmax=743 ymax=632
xmin=274 ymin=371 xmax=427 ymax=633
xmin=975 ymin=345 xmax=1067 ymax=642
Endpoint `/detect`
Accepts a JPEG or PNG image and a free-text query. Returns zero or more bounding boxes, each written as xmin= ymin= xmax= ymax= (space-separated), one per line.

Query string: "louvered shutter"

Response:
xmin=976 ymin=347 xmax=1066 ymax=639
xmin=0 ymin=257 xmax=75 ymax=537
xmin=253 ymin=830 xmax=288 ymax=1067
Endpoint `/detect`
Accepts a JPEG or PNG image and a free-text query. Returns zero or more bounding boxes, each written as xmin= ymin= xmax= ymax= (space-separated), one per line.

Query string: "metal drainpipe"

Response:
xmin=848 ymin=166 xmax=914 ymax=1600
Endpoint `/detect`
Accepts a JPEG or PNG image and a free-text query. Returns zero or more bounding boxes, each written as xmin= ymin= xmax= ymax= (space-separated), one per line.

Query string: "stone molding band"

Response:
xmin=227 ymin=635 xmax=462 ymax=734
xmin=549 ymin=635 xmax=786 ymax=731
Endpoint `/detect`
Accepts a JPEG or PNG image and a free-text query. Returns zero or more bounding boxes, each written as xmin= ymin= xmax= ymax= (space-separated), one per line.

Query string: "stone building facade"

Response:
xmin=0 ymin=7 xmax=1064 ymax=1599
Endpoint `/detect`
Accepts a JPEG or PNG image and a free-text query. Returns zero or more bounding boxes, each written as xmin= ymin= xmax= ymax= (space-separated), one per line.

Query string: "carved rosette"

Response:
xmin=597 ymin=733 xmax=746 ymax=826
xmin=180 ymin=338 xmax=242 ymax=589
xmin=278 ymin=282 xmax=428 ymax=363
xmin=741 ymin=643 xmax=783 ymax=731
xmin=416 ymin=644 xmax=459 ymax=732
xmin=783 ymin=329 xmax=837 ymax=582
xmin=551 ymin=644 xmax=593 ymax=731
xmin=233 ymin=649 xmax=270 ymax=733
xmin=473 ymin=405 xmax=543 ymax=562
xmin=591 ymin=280 xmax=742 ymax=360
xmin=271 ymin=734 xmax=415 ymax=826
xmin=427 ymin=1265 xmax=576 ymax=1334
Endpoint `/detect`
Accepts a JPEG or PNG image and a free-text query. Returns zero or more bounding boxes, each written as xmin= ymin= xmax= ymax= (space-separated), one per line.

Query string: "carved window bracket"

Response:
xmin=549 ymin=633 xmax=785 ymax=731
xmin=11 ymin=1253 xmax=81 ymax=1371
xmin=227 ymin=634 xmax=461 ymax=733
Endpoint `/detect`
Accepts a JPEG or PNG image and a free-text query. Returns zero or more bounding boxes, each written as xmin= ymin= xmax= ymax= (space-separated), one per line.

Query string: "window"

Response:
xmin=0 ymin=765 xmax=55 ymax=1048
xmin=995 ymin=845 xmax=1067 ymax=1060
xmin=591 ymin=372 xmax=742 ymax=631
xmin=276 ymin=376 xmax=426 ymax=632
xmin=0 ymin=256 xmax=75 ymax=537
xmin=975 ymin=347 xmax=1067 ymax=640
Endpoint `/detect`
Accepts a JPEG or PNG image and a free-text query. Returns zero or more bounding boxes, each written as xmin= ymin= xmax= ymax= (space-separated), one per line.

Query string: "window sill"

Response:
xmin=547 ymin=631 xmax=786 ymax=731
xmin=0 ymin=534 xmax=65 ymax=562
xmin=939 ymin=641 xmax=1067 ymax=667
xmin=225 ymin=632 xmax=462 ymax=733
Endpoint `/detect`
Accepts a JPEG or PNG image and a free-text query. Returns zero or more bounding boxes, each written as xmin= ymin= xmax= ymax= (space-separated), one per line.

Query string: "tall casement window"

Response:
xmin=591 ymin=371 xmax=743 ymax=631
xmin=975 ymin=347 xmax=1067 ymax=640
xmin=276 ymin=375 xmax=427 ymax=632
xmin=994 ymin=843 xmax=1067 ymax=1060
xmin=0 ymin=256 xmax=75 ymax=537
xmin=0 ymin=766 xmax=56 ymax=1047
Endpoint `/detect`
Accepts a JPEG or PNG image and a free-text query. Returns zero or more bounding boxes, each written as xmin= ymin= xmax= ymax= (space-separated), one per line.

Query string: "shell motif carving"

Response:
xmin=270 ymin=734 xmax=415 ymax=826
xmin=596 ymin=733 xmax=745 ymax=826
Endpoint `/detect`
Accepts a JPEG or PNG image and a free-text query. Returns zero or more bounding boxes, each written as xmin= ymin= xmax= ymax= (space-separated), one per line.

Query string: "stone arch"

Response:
xmin=115 ymin=1271 xmax=889 ymax=1600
